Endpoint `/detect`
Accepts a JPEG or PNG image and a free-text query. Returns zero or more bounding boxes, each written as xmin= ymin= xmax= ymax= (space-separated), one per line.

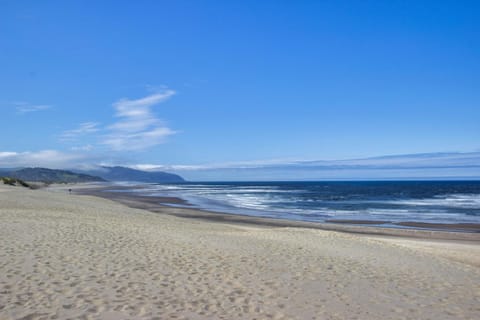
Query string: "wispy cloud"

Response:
xmin=131 ymin=158 xmax=300 ymax=172
xmin=70 ymin=144 xmax=94 ymax=152
xmin=295 ymin=152 xmax=480 ymax=170
xmin=57 ymin=89 xmax=177 ymax=152
xmin=14 ymin=102 xmax=52 ymax=114
xmin=1 ymin=149 xmax=479 ymax=180
xmin=130 ymin=152 xmax=480 ymax=180
xmin=60 ymin=122 xmax=100 ymax=141
xmin=102 ymin=90 xmax=176 ymax=151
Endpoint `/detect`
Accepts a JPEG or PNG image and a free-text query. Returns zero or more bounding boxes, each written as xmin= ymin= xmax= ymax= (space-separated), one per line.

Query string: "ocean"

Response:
xmin=111 ymin=181 xmax=480 ymax=226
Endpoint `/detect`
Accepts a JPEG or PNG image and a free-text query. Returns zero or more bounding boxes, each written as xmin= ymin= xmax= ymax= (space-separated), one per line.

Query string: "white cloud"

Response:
xmin=0 ymin=152 xmax=18 ymax=157
xmin=2 ymin=149 xmax=479 ymax=181
xmin=60 ymin=122 xmax=100 ymax=141
xmin=102 ymin=91 xmax=176 ymax=151
xmin=132 ymin=164 xmax=206 ymax=171
xmin=113 ymin=90 xmax=175 ymax=118
xmin=128 ymin=152 xmax=480 ymax=181
xmin=0 ymin=150 xmax=102 ymax=169
xmin=71 ymin=144 xmax=94 ymax=151
xmin=15 ymin=102 xmax=52 ymax=114
xmin=131 ymin=158 xmax=301 ymax=172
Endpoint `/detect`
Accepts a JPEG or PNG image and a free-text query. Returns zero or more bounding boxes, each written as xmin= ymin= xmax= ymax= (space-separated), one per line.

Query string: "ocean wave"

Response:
xmin=386 ymin=194 xmax=480 ymax=209
xmin=117 ymin=182 xmax=480 ymax=224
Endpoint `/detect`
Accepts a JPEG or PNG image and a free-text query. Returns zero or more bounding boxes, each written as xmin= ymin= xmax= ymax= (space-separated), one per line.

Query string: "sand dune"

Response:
xmin=0 ymin=184 xmax=479 ymax=319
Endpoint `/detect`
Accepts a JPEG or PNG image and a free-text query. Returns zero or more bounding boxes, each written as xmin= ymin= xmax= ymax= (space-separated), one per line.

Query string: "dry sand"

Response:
xmin=0 ymin=184 xmax=479 ymax=320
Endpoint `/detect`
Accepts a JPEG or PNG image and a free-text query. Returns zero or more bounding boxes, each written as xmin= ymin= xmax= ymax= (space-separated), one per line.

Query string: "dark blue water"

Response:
xmin=117 ymin=181 xmax=480 ymax=224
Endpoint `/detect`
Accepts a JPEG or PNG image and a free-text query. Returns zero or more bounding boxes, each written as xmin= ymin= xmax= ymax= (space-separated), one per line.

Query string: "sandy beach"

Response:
xmin=1 ymin=183 xmax=479 ymax=320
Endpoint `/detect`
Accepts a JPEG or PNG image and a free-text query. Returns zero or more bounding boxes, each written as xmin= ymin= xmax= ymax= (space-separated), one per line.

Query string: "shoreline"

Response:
xmin=2 ymin=183 xmax=480 ymax=319
xmin=70 ymin=184 xmax=480 ymax=241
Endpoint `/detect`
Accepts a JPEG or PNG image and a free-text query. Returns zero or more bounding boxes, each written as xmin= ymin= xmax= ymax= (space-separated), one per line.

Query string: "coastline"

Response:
xmin=2 ymin=183 xmax=480 ymax=319
xmin=71 ymin=184 xmax=480 ymax=241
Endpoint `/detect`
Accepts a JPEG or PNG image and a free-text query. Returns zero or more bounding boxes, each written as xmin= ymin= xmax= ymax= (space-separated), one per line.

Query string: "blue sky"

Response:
xmin=1 ymin=1 xmax=479 ymax=180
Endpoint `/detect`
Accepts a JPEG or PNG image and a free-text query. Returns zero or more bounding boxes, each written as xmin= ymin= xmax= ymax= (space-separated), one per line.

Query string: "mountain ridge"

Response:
xmin=78 ymin=166 xmax=185 ymax=183
xmin=8 ymin=167 xmax=105 ymax=183
xmin=1 ymin=166 xmax=185 ymax=183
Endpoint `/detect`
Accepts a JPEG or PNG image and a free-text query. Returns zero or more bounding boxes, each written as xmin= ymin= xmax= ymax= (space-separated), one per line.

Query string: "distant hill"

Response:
xmin=10 ymin=168 xmax=105 ymax=183
xmin=82 ymin=166 xmax=185 ymax=183
xmin=1 ymin=166 xmax=185 ymax=184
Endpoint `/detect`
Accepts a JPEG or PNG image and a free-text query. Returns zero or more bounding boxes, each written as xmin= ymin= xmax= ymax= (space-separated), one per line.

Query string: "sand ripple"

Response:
xmin=1 ymin=185 xmax=479 ymax=319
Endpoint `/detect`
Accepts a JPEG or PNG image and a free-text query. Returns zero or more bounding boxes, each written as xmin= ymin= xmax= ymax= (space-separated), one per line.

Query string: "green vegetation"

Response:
xmin=1 ymin=177 xmax=30 ymax=188
xmin=10 ymin=168 xmax=105 ymax=184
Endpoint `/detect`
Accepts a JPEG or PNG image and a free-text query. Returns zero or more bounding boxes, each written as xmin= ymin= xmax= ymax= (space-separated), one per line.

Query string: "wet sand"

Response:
xmin=1 ymin=183 xmax=479 ymax=319
xmin=74 ymin=185 xmax=480 ymax=241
